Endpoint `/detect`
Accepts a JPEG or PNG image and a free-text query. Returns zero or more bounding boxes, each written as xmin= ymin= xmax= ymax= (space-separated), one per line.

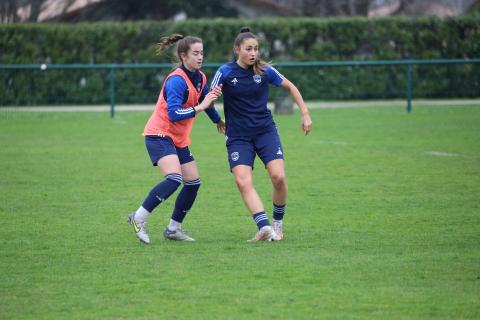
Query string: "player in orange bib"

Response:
xmin=128 ymin=34 xmax=224 ymax=244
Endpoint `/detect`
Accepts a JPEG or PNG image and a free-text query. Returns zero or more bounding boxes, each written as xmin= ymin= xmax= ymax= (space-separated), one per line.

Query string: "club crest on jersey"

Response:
xmin=231 ymin=152 xmax=239 ymax=161
xmin=231 ymin=78 xmax=238 ymax=86
xmin=253 ymin=75 xmax=262 ymax=84
xmin=196 ymin=82 xmax=202 ymax=91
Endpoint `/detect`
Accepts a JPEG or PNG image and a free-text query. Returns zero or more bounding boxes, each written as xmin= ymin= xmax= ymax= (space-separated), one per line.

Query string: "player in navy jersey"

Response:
xmin=211 ymin=27 xmax=312 ymax=241
xmin=128 ymin=34 xmax=224 ymax=244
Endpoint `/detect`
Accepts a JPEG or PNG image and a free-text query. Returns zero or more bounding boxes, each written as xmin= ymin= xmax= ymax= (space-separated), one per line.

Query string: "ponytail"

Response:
xmin=155 ymin=34 xmax=184 ymax=56
xmin=155 ymin=34 xmax=203 ymax=68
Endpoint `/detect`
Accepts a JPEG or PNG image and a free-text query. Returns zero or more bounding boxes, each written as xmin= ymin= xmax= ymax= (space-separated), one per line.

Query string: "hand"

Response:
xmin=197 ymin=91 xmax=219 ymax=112
xmin=210 ymin=84 xmax=222 ymax=97
xmin=216 ymin=119 xmax=226 ymax=134
xmin=205 ymin=91 xmax=220 ymax=105
xmin=205 ymin=85 xmax=222 ymax=110
xmin=301 ymin=113 xmax=312 ymax=135
xmin=206 ymin=85 xmax=222 ymax=110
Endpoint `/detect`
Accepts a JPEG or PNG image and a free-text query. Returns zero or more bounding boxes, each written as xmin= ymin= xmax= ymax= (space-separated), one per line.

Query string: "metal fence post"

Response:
xmin=109 ymin=67 xmax=116 ymax=118
xmin=406 ymin=63 xmax=413 ymax=113
xmin=2 ymin=59 xmax=479 ymax=114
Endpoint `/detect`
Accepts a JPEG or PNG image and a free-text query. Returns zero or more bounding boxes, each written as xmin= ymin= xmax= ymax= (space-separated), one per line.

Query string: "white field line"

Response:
xmin=425 ymin=151 xmax=464 ymax=157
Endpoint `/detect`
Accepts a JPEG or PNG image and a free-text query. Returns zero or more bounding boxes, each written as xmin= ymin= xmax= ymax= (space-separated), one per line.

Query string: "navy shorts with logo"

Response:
xmin=226 ymin=127 xmax=284 ymax=170
xmin=145 ymin=135 xmax=194 ymax=166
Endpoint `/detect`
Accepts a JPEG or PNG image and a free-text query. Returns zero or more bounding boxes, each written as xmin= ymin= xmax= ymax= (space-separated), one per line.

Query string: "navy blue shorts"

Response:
xmin=226 ymin=128 xmax=284 ymax=170
xmin=145 ymin=135 xmax=194 ymax=166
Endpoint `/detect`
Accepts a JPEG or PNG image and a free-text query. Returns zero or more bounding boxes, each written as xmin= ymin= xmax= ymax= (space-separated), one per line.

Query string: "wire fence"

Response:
xmin=1 ymin=59 xmax=479 ymax=116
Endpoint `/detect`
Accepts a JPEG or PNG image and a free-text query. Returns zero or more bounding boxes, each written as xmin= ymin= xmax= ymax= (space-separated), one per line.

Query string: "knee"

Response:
xmin=235 ymin=174 xmax=253 ymax=193
xmin=271 ymin=173 xmax=287 ymax=190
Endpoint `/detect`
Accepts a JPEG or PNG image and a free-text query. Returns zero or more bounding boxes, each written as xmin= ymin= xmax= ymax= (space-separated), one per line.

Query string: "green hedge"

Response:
xmin=1 ymin=17 xmax=479 ymax=105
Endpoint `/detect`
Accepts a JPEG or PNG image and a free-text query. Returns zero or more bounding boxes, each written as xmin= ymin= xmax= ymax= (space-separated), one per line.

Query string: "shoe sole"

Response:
xmin=247 ymin=232 xmax=275 ymax=242
xmin=164 ymin=236 xmax=195 ymax=241
xmin=163 ymin=228 xmax=195 ymax=241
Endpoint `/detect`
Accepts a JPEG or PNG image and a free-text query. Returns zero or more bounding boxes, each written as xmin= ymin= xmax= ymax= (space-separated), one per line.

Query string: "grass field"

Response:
xmin=1 ymin=104 xmax=479 ymax=319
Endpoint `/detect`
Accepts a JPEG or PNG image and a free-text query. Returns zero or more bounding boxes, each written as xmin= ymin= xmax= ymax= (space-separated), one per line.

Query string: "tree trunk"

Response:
xmin=28 ymin=0 xmax=46 ymax=22
xmin=0 ymin=0 xmax=18 ymax=23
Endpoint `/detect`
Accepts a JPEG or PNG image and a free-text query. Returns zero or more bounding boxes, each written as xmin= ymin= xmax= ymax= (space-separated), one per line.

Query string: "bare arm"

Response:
xmin=280 ymin=78 xmax=313 ymax=135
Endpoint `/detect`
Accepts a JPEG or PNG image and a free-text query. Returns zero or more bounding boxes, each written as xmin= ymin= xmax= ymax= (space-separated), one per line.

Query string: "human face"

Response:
xmin=181 ymin=42 xmax=203 ymax=72
xmin=235 ymin=38 xmax=258 ymax=69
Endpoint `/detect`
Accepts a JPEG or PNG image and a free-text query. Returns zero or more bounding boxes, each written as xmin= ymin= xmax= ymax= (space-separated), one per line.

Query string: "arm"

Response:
xmin=205 ymin=107 xmax=221 ymax=123
xmin=209 ymin=68 xmax=226 ymax=134
xmin=165 ymin=76 xmax=195 ymax=122
xmin=267 ymin=66 xmax=312 ymax=135
xmin=200 ymin=84 xmax=221 ymax=123
xmin=204 ymin=85 xmax=226 ymax=134
xmin=280 ymin=78 xmax=312 ymax=135
xmin=193 ymin=84 xmax=221 ymax=115
xmin=165 ymin=76 xmax=219 ymax=121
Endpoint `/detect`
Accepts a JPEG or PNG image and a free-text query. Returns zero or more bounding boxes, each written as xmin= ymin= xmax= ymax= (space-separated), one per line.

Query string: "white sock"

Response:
xmin=273 ymin=219 xmax=283 ymax=225
xmin=135 ymin=206 xmax=151 ymax=223
xmin=168 ymin=219 xmax=181 ymax=231
xmin=260 ymin=225 xmax=272 ymax=232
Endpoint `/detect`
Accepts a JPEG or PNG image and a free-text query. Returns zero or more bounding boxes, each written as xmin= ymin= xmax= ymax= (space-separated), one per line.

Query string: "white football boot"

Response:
xmin=128 ymin=212 xmax=150 ymax=244
xmin=163 ymin=228 xmax=195 ymax=241
xmin=247 ymin=226 xmax=275 ymax=242
xmin=273 ymin=221 xmax=284 ymax=241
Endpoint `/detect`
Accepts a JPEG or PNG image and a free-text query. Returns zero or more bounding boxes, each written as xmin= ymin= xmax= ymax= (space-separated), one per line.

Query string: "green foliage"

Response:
xmin=1 ymin=106 xmax=480 ymax=318
xmin=466 ymin=1 xmax=480 ymax=16
xmin=0 ymin=17 xmax=479 ymax=105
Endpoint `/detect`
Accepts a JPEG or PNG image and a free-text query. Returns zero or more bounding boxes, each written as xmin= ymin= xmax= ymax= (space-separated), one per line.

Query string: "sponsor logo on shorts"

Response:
xmin=231 ymin=152 xmax=239 ymax=161
xmin=277 ymin=147 xmax=283 ymax=155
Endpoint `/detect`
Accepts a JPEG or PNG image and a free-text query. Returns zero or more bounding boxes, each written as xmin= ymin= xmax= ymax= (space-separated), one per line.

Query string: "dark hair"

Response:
xmin=233 ymin=27 xmax=269 ymax=75
xmin=155 ymin=34 xmax=202 ymax=65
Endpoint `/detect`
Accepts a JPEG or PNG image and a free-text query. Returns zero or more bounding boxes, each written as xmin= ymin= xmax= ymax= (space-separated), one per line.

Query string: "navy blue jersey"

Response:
xmin=164 ymin=65 xmax=221 ymax=123
xmin=211 ymin=62 xmax=284 ymax=137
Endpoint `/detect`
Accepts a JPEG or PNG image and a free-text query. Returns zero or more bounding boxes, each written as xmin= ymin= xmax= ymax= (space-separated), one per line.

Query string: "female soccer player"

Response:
xmin=211 ymin=27 xmax=312 ymax=241
xmin=128 ymin=34 xmax=224 ymax=244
